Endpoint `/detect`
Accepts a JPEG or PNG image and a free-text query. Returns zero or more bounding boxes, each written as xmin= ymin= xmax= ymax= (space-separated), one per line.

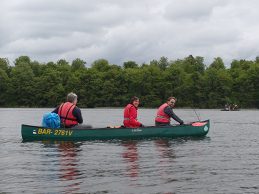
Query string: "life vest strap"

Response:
xmin=60 ymin=116 xmax=77 ymax=121
xmin=59 ymin=103 xmax=76 ymax=124
xmin=124 ymin=118 xmax=138 ymax=120
xmin=156 ymin=116 xmax=170 ymax=121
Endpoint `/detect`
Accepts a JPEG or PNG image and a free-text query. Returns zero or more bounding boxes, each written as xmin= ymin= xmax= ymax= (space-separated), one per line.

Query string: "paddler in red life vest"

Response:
xmin=52 ymin=92 xmax=83 ymax=128
xmin=123 ymin=96 xmax=144 ymax=128
xmin=155 ymin=97 xmax=184 ymax=127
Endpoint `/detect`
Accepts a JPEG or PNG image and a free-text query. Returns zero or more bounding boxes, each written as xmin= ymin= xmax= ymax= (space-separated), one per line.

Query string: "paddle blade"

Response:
xmin=190 ymin=122 xmax=207 ymax=126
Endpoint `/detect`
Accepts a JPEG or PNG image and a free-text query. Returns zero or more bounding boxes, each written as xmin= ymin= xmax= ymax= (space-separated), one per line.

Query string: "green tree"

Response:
xmin=209 ymin=57 xmax=225 ymax=70
xmin=158 ymin=56 xmax=169 ymax=71
xmin=91 ymin=59 xmax=111 ymax=72
xmin=86 ymin=68 xmax=105 ymax=107
xmin=71 ymin=58 xmax=87 ymax=72
xmin=133 ymin=64 xmax=163 ymax=107
xmin=0 ymin=68 xmax=10 ymax=106
xmin=181 ymin=71 xmax=204 ymax=108
xmin=240 ymin=60 xmax=253 ymax=71
xmin=56 ymin=59 xmax=72 ymax=88
xmin=194 ymin=56 xmax=206 ymax=75
xmin=65 ymin=67 xmax=89 ymax=107
xmin=14 ymin=56 xmax=30 ymax=66
xmin=29 ymin=60 xmax=45 ymax=77
xmin=203 ymin=67 xmax=232 ymax=108
xmin=123 ymin=61 xmax=138 ymax=69
xmin=0 ymin=58 xmax=11 ymax=75
xmin=178 ymin=55 xmax=205 ymax=75
xmin=248 ymin=63 xmax=259 ymax=108
xmin=5 ymin=55 xmax=259 ymax=109
xmin=34 ymin=68 xmax=65 ymax=107
xmin=9 ymin=62 xmax=35 ymax=106
xmin=101 ymin=66 xmax=128 ymax=107
xmin=46 ymin=61 xmax=57 ymax=69
xmin=56 ymin=59 xmax=69 ymax=66
xmin=149 ymin=59 xmax=159 ymax=68
xmin=232 ymin=61 xmax=259 ymax=108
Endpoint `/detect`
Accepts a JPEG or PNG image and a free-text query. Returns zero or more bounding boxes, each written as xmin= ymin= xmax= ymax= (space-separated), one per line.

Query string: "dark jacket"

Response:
xmin=155 ymin=105 xmax=183 ymax=126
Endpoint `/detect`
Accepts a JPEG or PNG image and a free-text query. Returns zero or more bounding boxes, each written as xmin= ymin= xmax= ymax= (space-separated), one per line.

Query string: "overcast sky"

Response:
xmin=1 ymin=0 xmax=259 ymax=68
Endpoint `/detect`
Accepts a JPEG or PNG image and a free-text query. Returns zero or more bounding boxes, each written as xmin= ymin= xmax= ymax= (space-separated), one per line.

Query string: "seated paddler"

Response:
xmin=123 ymin=96 xmax=144 ymax=128
xmin=52 ymin=92 xmax=83 ymax=128
xmin=155 ymin=97 xmax=184 ymax=127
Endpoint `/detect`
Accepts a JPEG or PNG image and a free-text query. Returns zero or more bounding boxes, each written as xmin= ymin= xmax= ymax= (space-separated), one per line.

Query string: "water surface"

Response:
xmin=1 ymin=108 xmax=259 ymax=193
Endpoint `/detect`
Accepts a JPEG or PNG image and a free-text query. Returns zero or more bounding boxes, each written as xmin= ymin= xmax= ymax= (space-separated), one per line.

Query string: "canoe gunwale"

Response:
xmin=21 ymin=119 xmax=209 ymax=131
xmin=21 ymin=120 xmax=210 ymax=141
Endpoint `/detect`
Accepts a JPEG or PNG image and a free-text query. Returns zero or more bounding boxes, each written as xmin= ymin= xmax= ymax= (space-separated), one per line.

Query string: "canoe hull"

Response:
xmin=21 ymin=120 xmax=210 ymax=141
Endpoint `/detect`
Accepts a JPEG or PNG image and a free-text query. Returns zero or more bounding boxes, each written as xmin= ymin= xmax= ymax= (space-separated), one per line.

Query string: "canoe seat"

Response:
xmin=72 ymin=124 xmax=93 ymax=129
xmin=107 ymin=125 xmax=126 ymax=129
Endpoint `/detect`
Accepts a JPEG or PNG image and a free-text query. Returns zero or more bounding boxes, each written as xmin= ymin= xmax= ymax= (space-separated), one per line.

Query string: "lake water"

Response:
xmin=1 ymin=108 xmax=259 ymax=193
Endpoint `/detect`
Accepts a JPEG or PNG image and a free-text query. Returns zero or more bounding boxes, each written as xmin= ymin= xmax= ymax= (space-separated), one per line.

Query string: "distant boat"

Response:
xmin=21 ymin=120 xmax=210 ymax=141
xmin=221 ymin=105 xmax=240 ymax=111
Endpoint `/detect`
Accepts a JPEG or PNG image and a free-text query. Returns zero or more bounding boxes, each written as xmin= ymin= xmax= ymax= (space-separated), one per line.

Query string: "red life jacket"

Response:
xmin=155 ymin=103 xmax=171 ymax=123
xmin=123 ymin=104 xmax=141 ymax=127
xmin=58 ymin=102 xmax=78 ymax=126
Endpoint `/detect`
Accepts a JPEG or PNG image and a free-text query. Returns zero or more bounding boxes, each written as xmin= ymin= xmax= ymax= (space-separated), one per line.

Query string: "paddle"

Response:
xmin=190 ymin=122 xmax=207 ymax=126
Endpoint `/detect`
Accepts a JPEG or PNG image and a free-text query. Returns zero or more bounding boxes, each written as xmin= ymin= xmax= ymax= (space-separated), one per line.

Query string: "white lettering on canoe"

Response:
xmin=33 ymin=130 xmax=37 ymax=134
xmin=132 ymin=128 xmax=142 ymax=132
xmin=204 ymin=126 xmax=208 ymax=131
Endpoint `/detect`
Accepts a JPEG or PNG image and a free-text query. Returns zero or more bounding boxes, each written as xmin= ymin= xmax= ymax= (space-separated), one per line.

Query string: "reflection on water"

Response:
xmin=57 ymin=141 xmax=83 ymax=193
xmin=3 ymin=109 xmax=259 ymax=193
xmin=40 ymin=141 xmax=83 ymax=193
xmin=155 ymin=140 xmax=176 ymax=184
xmin=155 ymin=140 xmax=176 ymax=159
xmin=121 ymin=140 xmax=140 ymax=186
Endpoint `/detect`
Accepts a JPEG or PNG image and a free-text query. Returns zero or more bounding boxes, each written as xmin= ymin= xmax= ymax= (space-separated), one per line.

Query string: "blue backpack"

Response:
xmin=42 ymin=113 xmax=61 ymax=128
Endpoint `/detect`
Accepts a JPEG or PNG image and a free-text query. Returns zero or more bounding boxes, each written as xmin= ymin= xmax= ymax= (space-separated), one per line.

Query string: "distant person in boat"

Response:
xmin=52 ymin=92 xmax=83 ymax=128
xmin=155 ymin=97 xmax=184 ymax=127
xmin=225 ymin=103 xmax=229 ymax=108
xmin=123 ymin=96 xmax=144 ymax=128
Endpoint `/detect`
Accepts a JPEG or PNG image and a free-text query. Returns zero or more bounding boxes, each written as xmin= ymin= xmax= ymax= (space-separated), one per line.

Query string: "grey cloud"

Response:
xmin=1 ymin=0 xmax=259 ymax=67
xmin=163 ymin=1 xmax=220 ymax=21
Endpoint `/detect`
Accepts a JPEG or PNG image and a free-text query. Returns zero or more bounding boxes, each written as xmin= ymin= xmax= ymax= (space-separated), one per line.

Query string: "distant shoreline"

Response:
xmin=0 ymin=106 xmax=257 ymax=109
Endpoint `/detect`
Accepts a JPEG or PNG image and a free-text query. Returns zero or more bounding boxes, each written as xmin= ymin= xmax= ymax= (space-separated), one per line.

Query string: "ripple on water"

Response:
xmin=1 ymin=109 xmax=259 ymax=193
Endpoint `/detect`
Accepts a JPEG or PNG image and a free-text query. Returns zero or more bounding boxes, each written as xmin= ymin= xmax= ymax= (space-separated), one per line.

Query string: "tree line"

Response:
xmin=0 ymin=55 xmax=259 ymax=109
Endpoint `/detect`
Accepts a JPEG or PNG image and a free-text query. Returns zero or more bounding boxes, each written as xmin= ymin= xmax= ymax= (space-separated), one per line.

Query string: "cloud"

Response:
xmin=1 ymin=0 xmax=259 ymax=67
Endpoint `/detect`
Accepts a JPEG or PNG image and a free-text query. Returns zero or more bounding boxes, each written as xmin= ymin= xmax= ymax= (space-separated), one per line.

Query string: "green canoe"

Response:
xmin=21 ymin=120 xmax=210 ymax=141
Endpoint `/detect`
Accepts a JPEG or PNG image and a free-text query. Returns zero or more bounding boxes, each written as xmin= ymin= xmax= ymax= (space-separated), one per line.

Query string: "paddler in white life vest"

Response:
xmin=155 ymin=97 xmax=184 ymax=127
xmin=52 ymin=92 xmax=83 ymax=128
